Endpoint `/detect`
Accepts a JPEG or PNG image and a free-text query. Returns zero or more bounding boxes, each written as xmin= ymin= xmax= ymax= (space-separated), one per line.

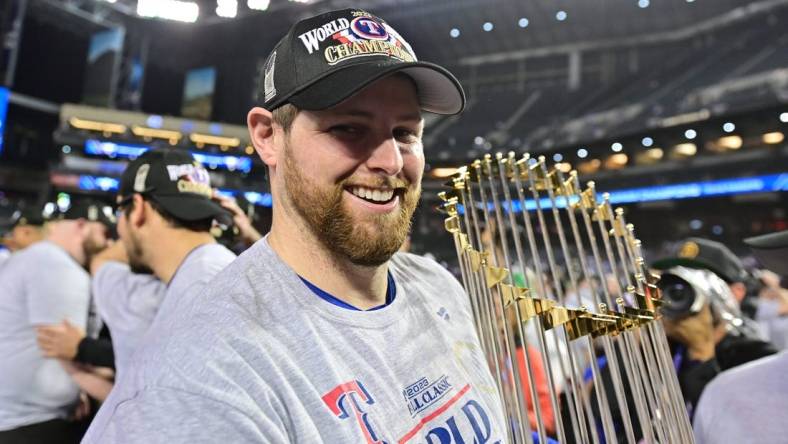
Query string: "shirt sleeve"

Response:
xmin=26 ymin=252 xmax=90 ymax=327
xmin=84 ymin=387 xmax=290 ymax=444
xmin=93 ymin=261 xmax=167 ymax=330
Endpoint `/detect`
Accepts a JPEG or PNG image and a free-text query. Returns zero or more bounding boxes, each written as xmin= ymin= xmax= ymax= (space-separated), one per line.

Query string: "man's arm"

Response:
xmin=76 ymin=337 xmax=115 ymax=368
xmin=90 ymin=241 xmax=129 ymax=276
xmin=60 ymin=360 xmax=114 ymax=402
xmin=92 ymin=260 xmax=167 ymax=330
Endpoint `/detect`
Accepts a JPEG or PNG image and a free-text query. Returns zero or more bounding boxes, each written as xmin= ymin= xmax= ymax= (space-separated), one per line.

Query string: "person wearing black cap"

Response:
xmin=0 ymin=199 xmax=109 ymax=442
xmin=84 ymin=9 xmax=505 ymax=444
xmin=36 ymin=199 xmax=115 ymax=378
xmin=2 ymin=205 xmax=46 ymax=254
xmin=693 ymin=230 xmax=788 ymax=443
xmin=86 ymin=148 xmax=236 ymax=379
xmin=653 ymin=237 xmax=777 ymax=419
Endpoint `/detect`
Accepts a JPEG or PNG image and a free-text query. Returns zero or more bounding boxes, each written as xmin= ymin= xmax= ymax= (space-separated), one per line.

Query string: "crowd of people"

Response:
xmin=0 ymin=7 xmax=786 ymax=444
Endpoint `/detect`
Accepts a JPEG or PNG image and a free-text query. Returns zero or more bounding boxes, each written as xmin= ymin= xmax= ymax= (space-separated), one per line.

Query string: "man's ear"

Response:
xmin=247 ymin=107 xmax=279 ymax=168
xmin=129 ymin=194 xmax=147 ymax=228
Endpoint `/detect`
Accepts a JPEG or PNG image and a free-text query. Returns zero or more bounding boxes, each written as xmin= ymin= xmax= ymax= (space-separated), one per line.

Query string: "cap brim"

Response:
xmin=744 ymin=231 xmax=788 ymax=276
xmin=155 ymin=195 xmax=231 ymax=224
xmin=744 ymin=230 xmax=788 ymax=250
xmin=651 ymin=257 xmax=733 ymax=282
xmin=287 ymin=61 xmax=465 ymax=115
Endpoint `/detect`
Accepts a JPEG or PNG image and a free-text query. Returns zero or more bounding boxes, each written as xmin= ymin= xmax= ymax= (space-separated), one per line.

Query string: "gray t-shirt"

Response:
xmin=693 ymin=351 xmax=788 ymax=443
xmin=0 ymin=241 xmax=90 ymax=430
xmin=93 ymin=243 xmax=236 ymax=377
xmin=84 ymin=238 xmax=506 ymax=443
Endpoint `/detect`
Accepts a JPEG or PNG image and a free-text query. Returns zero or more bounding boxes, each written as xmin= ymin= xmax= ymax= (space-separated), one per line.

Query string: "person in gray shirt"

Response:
xmin=90 ymin=148 xmax=237 ymax=378
xmin=693 ymin=230 xmax=788 ymax=443
xmin=0 ymin=202 xmax=109 ymax=442
xmin=84 ymin=8 xmax=507 ymax=443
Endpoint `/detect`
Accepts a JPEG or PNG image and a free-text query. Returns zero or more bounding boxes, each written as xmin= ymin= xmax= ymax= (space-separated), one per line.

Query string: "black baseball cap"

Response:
xmin=10 ymin=206 xmax=46 ymax=228
xmin=261 ymin=8 xmax=465 ymax=115
xmin=744 ymin=230 xmax=788 ymax=276
xmin=119 ymin=148 xmax=229 ymax=223
xmin=652 ymin=237 xmax=747 ymax=283
xmin=56 ymin=200 xmax=116 ymax=227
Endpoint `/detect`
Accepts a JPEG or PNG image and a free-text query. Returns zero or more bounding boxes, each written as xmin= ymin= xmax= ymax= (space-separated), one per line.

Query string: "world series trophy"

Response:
xmin=438 ymin=153 xmax=694 ymax=444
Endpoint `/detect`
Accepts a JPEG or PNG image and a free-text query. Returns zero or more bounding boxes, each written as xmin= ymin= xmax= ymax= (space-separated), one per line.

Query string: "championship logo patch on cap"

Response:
xmin=134 ymin=164 xmax=150 ymax=192
xmin=260 ymin=8 xmax=465 ymax=115
xmin=678 ymin=241 xmax=700 ymax=259
xmin=264 ymin=51 xmax=277 ymax=102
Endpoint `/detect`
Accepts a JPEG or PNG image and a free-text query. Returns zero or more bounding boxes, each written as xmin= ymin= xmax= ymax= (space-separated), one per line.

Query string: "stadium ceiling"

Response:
xmin=29 ymin=0 xmax=788 ymax=42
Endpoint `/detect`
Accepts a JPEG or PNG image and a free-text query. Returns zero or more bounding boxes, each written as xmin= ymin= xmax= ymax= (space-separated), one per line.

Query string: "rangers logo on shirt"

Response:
xmin=322 ymin=379 xmax=503 ymax=444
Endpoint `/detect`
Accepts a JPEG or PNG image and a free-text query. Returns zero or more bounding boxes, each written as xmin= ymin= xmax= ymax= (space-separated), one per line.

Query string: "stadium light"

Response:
xmin=641 ymin=137 xmax=654 ymax=147
xmin=646 ymin=148 xmax=664 ymax=159
xmin=518 ymin=18 xmax=529 ymax=28
xmin=483 ymin=22 xmax=494 ymax=32
xmin=763 ymin=131 xmax=784 ymax=144
xmin=780 ymin=112 xmax=788 ymax=123
xmin=247 ymin=0 xmax=270 ymax=10
xmin=553 ymin=153 xmax=563 ymax=162
xmin=638 ymin=0 xmax=650 ymax=8
xmin=611 ymin=142 xmax=623 ymax=152
xmin=450 ymin=28 xmax=460 ymax=38
xmin=137 ymin=0 xmax=199 ymax=22
xmin=718 ymin=135 xmax=743 ymax=150
xmin=556 ymin=11 xmax=567 ymax=21
xmin=674 ymin=143 xmax=697 ymax=156
xmin=577 ymin=148 xmax=588 ymax=158
xmin=216 ymin=0 xmax=237 ymax=18
xmin=606 ymin=154 xmax=628 ymax=169
xmin=723 ymin=122 xmax=735 ymax=133
xmin=684 ymin=129 xmax=697 ymax=139
xmin=555 ymin=162 xmax=572 ymax=173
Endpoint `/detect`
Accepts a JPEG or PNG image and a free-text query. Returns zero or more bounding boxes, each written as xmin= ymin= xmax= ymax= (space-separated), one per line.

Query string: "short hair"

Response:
xmin=125 ymin=196 xmax=213 ymax=233
xmin=272 ymin=104 xmax=298 ymax=133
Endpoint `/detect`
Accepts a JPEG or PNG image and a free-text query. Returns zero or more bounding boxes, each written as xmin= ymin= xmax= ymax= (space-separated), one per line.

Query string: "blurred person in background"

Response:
xmin=653 ymin=237 xmax=778 ymax=419
xmin=2 ymin=205 xmax=46 ymax=255
xmin=88 ymin=148 xmax=236 ymax=379
xmin=0 ymin=201 xmax=109 ymax=443
xmin=35 ymin=201 xmax=118 ymax=408
xmin=749 ymin=268 xmax=788 ymax=350
xmin=693 ymin=230 xmax=788 ymax=443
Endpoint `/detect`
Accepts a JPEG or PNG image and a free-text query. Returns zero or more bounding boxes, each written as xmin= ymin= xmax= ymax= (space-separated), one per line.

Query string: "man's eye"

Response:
xmin=394 ymin=128 xmax=419 ymax=143
xmin=330 ymin=125 xmax=361 ymax=135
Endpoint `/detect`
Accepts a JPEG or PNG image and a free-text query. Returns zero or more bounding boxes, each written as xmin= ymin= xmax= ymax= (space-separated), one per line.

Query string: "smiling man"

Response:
xmin=84 ymin=9 xmax=506 ymax=443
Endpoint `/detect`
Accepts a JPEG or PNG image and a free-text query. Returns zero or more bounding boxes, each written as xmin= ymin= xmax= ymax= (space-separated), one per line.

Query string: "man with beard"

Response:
xmin=86 ymin=148 xmax=236 ymax=378
xmin=0 ymin=201 xmax=109 ymax=442
xmin=84 ymin=9 xmax=507 ymax=444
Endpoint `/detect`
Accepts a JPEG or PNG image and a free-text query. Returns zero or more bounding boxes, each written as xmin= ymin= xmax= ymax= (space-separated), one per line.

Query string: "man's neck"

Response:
xmin=268 ymin=216 xmax=390 ymax=310
xmin=147 ymin=229 xmax=217 ymax=284
xmin=47 ymin=234 xmax=85 ymax=266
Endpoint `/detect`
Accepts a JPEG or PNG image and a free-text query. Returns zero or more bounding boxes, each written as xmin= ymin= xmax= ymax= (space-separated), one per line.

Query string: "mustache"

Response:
xmin=341 ymin=176 xmax=413 ymax=190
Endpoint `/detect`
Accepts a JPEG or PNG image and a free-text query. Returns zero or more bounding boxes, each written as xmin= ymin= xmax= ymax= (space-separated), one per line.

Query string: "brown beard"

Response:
xmin=282 ymin=141 xmax=420 ymax=266
xmin=121 ymin=216 xmax=152 ymax=274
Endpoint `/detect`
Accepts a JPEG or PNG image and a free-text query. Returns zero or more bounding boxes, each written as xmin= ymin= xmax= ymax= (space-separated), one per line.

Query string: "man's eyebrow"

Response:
xmin=328 ymin=110 xmax=423 ymax=122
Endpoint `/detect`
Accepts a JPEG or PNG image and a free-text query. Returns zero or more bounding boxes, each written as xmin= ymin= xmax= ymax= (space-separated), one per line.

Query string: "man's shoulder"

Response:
xmin=3 ymin=242 xmax=85 ymax=278
xmin=185 ymin=243 xmax=238 ymax=278
xmin=391 ymin=252 xmax=453 ymax=280
xmin=707 ymin=351 xmax=786 ymax=393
